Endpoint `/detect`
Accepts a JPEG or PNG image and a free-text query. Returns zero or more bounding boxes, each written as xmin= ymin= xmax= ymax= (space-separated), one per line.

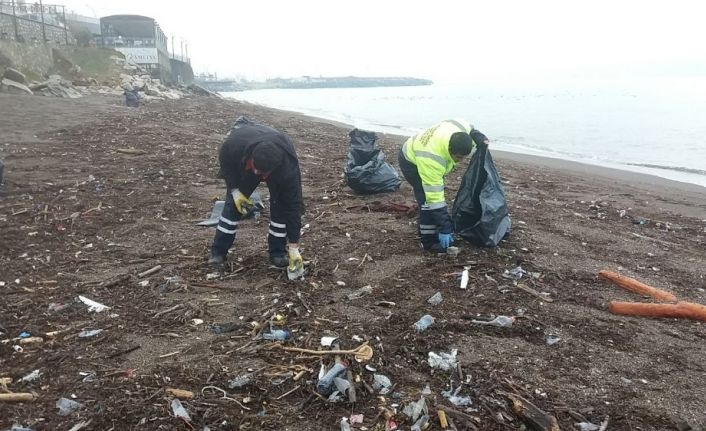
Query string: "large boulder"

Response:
xmin=3 ymin=68 xmax=26 ymax=85
xmin=1 ymin=78 xmax=33 ymax=95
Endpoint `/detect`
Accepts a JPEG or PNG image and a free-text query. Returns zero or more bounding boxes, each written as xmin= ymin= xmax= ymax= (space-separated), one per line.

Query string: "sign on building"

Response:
xmin=116 ymin=47 xmax=159 ymax=64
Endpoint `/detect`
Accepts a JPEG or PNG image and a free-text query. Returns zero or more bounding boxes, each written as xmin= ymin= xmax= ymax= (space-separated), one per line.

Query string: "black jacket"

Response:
xmin=218 ymin=117 xmax=303 ymax=242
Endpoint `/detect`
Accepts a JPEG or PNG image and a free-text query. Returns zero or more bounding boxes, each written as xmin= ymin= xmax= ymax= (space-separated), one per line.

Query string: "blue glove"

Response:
xmin=438 ymin=233 xmax=454 ymax=249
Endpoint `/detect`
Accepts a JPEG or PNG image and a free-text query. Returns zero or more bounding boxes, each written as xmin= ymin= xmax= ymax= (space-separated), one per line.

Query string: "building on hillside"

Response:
xmin=99 ymin=14 xmax=171 ymax=83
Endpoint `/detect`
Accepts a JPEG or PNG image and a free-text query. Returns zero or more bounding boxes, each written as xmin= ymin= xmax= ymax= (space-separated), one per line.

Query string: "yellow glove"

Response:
xmin=231 ymin=189 xmax=253 ymax=215
xmin=287 ymin=246 xmax=303 ymax=272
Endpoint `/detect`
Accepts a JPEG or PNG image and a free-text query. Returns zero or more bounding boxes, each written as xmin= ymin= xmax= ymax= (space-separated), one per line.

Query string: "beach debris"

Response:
xmin=165 ymin=388 xmax=194 ymax=399
xmin=260 ymin=329 xmax=291 ymax=341
xmin=78 ymin=329 xmax=103 ymax=338
xmin=472 ymin=315 xmax=515 ymax=328
xmin=427 ymin=292 xmax=443 ymax=306
xmin=337 ymin=281 xmax=346 ymax=286
xmin=277 ymin=342 xmax=373 ymax=362
xmin=413 ymin=314 xmax=435 ymax=333
xmin=346 ymin=285 xmax=373 ymax=300
xmin=138 ymin=265 xmax=162 ymax=278
xmin=632 ymin=217 xmax=647 ymax=225
xmin=516 ymin=283 xmax=554 ymax=303
xmin=576 ymin=417 xmax=609 ymax=431
xmin=316 ymin=363 xmax=348 ymax=396
xmin=8 ymin=424 xmax=34 ymax=431
xmin=206 ymin=272 xmax=220 ymax=280
xmin=508 ymin=394 xmax=559 ymax=431
xmin=372 ymin=374 xmax=392 ymax=394
xmin=0 ymin=393 xmax=37 ymax=402
xmin=404 ymin=396 xmax=428 ymax=422
xmin=349 ymin=414 xmax=364 ymax=425
xmin=340 ymin=417 xmax=351 ymax=431
xmin=321 ymin=336 xmax=338 ymax=347
xmin=609 ymin=301 xmax=706 ymax=322
xmin=422 ymin=384 xmax=432 ymax=396
xmin=442 ymin=386 xmax=472 ymax=406
xmin=18 ymin=337 xmax=43 ymax=345
xmin=18 ymin=332 xmax=30 ymax=338
xmin=80 ymin=372 xmax=97 ymax=383
xmin=78 ymin=296 xmax=110 ymax=313
xmin=191 ymin=318 xmax=204 ymax=325
xmin=210 ymin=322 xmax=239 ymax=335
xmin=428 ymin=350 xmax=458 ymax=371
xmin=546 ymin=335 xmax=561 ymax=346
xmin=19 ymin=370 xmax=41 ymax=383
xmin=599 ymin=270 xmax=676 ymax=301
xmin=438 ymin=409 xmax=449 ymax=428
xmin=228 ymin=374 xmax=252 ymax=389
xmin=287 ymin=264 xmax=305 ymax=281
xmin=446 ymin=246 xmax=460 ymax=257
xmin=460 ymin=267 xmax=470 ymax=289
xmin=67 ymin=421 xmax=91 ymax=431
xmin=411 ymin=414 xmax=430 ymax=431
xmin=502 ymin=266 xmax=527 ymax=280
xmin=56 ymin=397 xmax=83 ymax=416
xmin=159 ymin=276 xmax=186 ymax=293
xmin=170 ymin=398 xmax=191 ymax=422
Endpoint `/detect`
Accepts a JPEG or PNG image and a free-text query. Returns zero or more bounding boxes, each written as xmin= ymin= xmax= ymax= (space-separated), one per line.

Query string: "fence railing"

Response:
xmin=0 ymin=1 xmax=74 ymax=45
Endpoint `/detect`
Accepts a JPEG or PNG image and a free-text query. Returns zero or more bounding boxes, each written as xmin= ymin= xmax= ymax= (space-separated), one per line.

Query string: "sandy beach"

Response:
xmin=1 ymin=93 xmax=705 ymax=430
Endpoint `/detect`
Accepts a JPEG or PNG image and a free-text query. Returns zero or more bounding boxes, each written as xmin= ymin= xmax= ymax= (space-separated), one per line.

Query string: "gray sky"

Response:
xmin=61 ymin=0 xmax=706 ymax=83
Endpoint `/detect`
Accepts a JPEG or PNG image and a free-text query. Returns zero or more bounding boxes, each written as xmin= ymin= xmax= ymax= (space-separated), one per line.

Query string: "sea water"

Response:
xmin=223 ymin=78 xmax=706 ymax=187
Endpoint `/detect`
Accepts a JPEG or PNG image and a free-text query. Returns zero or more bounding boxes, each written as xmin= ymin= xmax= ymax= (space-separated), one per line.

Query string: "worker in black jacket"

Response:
xmin=209 ymin=117 xmax=304 ymax=273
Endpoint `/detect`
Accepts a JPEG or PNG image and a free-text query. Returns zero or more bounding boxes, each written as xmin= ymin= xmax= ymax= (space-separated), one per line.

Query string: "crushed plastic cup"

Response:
xmin=56 ymin=397 xmax=83 ymax=416
xmin=471 ymin=315 xmax=515 ymax=328
xmin=170 ymin=398 xmax=191 ymax=422
xmin=442 ymin=386 xmax=472 ymax=406
xmin=427 ymin=292 xmax=443 ymax=306
xmin=403 ymin=397 xmax=428 ymax=422
xmin=502 ymin=266 xmax=527 ymax=280
xmin=446 ymin=246 xmax=459 ymax=257
xmin=346 ymin=285 xmax=373 ymax=300
xmin=19 ymin=370 xmax=41 ymax=383
xmin=413 ymin=315 xmax=435 ymax=333
xmin=228 ymin=374 xmax=252 ymax=389
xmin=546 ymin=335 xmax=561 ymax=346
xmin=428 ymin=349 xmax=458 ymax=371
xmin=78 ymin=295 xmax=110 ymax=313
xmin=78 ymin=329 xmax=103 ymax=338
xmin=372 ymin=374 xmax=392 ymax=394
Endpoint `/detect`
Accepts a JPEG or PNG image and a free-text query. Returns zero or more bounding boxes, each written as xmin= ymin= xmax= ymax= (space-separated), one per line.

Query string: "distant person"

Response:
xmin=123 ymin=85 xmax=140 ymax=107
xmin=398 ymin=120 xmax=490 ymax=251
xmin=209 ymin=117 xmax=305 ymax=276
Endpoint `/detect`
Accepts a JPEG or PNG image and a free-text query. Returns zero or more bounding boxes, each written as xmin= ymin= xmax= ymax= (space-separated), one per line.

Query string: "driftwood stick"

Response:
xmin=138 ymin=265 xmax=162 ymax=278
xmin=0 ymin=392 xmax=37 ymax=402
xmin=508 ymin=394 xmax=560 ymax=431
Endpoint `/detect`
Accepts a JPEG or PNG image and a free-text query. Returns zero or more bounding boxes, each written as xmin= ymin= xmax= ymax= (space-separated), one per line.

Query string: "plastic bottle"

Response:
xmin=413 ymin=314 xmax=435 ymax=333
xmin=427 ymin=292 xmax=443 ymax=306
xmin=316 ymin=363 xmax=347 ymax=395
xmin=471 ymin=315 xmax=515 ymax=328
xmin=260 ymin=329 xmax=291 ymax=341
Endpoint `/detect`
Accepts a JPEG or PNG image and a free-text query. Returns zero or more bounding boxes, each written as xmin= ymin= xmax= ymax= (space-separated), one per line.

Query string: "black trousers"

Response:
xmin=398 ymin=150 xmax=442 ymax=249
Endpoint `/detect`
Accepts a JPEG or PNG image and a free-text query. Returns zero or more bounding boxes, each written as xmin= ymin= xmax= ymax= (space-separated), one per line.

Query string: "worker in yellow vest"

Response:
xmin=398 ymin=120 xmax=490 ymax=251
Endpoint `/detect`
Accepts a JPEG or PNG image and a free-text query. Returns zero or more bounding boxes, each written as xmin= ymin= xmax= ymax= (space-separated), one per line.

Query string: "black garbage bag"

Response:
xmin=345 ymin=128 xmax=401 ymax=194
xmin=452 ymin=143 xmax=511 ymax=247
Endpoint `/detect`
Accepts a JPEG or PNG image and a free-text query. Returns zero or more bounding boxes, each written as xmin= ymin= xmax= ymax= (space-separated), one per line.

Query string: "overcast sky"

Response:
xmin=60 ymin=0 xmax=706 ymax=83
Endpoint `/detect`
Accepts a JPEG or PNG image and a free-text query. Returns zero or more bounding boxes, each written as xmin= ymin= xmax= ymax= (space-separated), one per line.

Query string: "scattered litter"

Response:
xmin=428 ymin=350 xmax=458 ymax=371
xmin=317 ymin=363 xmax=348 ymax=396
xmin=56 ymin=397 xmax=83 ymax=416
xmin=460 ymin=267 xmax=470 ymax=289
xmin=471 ymin=315 xmax=515 ymax=328
xmin=346 ymin=285 xmax=373 ymax=300
xmin=340 ymin=417 xmax=351 ymax=431
xmin=502 ymin=266 xmax=527 ymax=280
xmin=159 ymin=276 xmax=186 ymax=293
xmin=621 ymin=377 xmax=633 ymax=385
xmin=321 ymin=336 xmax=338 ymax=347
xmin=18 ymin=332 xmax=30 ymax=338
xmin=372 ymin=374 xmax=392 ymax=394
xmin=170 ymin=398 xmax=191 ymax=422
xmin=19 ymin=370 xmax=41 ymax=383
xmin=196 ymin=200 xmax=225 ymax=226
xmin=576 ymin=422 xmax=600 ymax=431
xmin=260 ymin=329 xmax=291 ymax=341
xmin=411 ymin=414 xmax=429 ymax=431
xmin=375 ymin=301 xmax=396 ymax=307
xmin=78 ymin=329 xmax=103 ymax=338
xmin=47 ymin=302 xmax=69 ymax=312
xmin=364 ymin=364 xmax=377 ymax=372
xmin=78 ymin=295 xmax=110 ymax=313
xmin=138 ymin=280 xmax=149 ymax=287
xmin=336 ymin=281 xmax=346 ymax=287
xmin=80 ymin=372 xmax=97 ymax=383
xmin=349 ymin=414 xmax=364 ymax=425
xmin=206 ymin=272 xmax=220 ymax=280
xmin=446 ymin=246 xmax=460 ymax=257
xmin=546 ymin=335 xmax=561 ymax=346
xmin=403 ymin=397 xmax=428 ymax=422
xmin=421 ymin=384 xmax=432 ymax=396
xmin=210 ymin=322 xmax=239 ymax=335
xmin=427 ymin=292 xmax=443 ymax=306
xmin=191 ymin=319 xmax=204 ymax=325
xmin=8 ymin=424 xmax=34 ymax=431
xmin=334 ymin=377 xmax=351 ymax=394
xmin=442 ymin=386 xmax=472 ymax=406
xmin=228 ymin=374 xmax=252 ymax=389
xmin=413 ymin=315 xmax=435 ymax=333
xmin=165 ymin=388 xmax=194 ymax=399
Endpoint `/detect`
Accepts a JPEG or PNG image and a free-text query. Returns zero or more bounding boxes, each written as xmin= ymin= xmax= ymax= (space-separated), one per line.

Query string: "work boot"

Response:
xmin=422 ymin=242 xmax=446 ymax=253
xmin=270 ymin=254 xmax=289 ymax=268
xmin=208 ymin=251 xmax=226 ymax=266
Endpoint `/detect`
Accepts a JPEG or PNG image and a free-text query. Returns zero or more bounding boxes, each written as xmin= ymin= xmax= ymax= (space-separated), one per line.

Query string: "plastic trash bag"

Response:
xmin=452 ymin=143 xmax=511 ymax=247
xmin=345 ymin=129 xmax=401 ymax=194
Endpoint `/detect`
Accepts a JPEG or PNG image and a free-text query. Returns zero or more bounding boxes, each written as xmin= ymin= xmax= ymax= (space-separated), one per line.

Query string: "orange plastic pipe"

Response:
xmin=609 ymin=301 xmax=706 ymax=322
xmin=599 ymin=270 xmax=677 ymax=302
